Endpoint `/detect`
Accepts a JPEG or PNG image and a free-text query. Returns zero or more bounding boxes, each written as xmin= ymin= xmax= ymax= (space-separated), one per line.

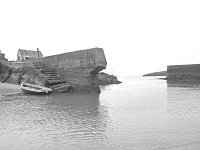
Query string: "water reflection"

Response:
xmin=167 ymin=79 xmax=200 ymax=116
xmin=167 ymin=79 xmax=200 ymax=88
xmin=0 ymin=93 xmax=109 ymax=149
xmin=160 ymin=79 xmax=200 ymax=150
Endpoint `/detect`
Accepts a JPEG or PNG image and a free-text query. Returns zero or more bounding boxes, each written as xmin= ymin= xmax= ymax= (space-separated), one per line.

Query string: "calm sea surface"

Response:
xmin=1 ymin=76 xmax=200 ymax=150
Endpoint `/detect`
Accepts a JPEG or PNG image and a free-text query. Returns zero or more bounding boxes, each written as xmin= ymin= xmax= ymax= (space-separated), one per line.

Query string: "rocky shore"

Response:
xmin=98 ymin=72 xmax=122 ymax=85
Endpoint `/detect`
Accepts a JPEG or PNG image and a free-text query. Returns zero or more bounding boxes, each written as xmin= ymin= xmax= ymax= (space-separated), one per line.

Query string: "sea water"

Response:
xmin=1 ymin=76 xmax=200 ymax=150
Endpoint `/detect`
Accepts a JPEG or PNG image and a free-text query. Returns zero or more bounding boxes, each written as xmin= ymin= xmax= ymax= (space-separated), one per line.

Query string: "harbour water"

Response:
xmin=1 ymin=76 xmax=200 ymax=150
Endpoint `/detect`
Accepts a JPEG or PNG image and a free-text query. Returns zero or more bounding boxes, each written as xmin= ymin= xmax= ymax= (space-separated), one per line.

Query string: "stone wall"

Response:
xmin=37 ymin=48 xmax=107 ymax=93
xmin=0 ymin=52 xmax=7 ymax=61
xmin=0 ymin=53 xmax=5 ymax=59
xmin=2 ymin=61 xmax=24 ymax=69
xmin=167 ymin=64 xmax=200 ymax=80
xmin=34 ymin=47 xmax=107 ymax=93
xmin=40 ymin=47 xmax=107 ymax=74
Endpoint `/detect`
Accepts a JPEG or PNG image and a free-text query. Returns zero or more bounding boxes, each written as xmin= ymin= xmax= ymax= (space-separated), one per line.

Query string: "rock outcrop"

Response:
xmin=0 ymin=62 xmax=12 ymax=83
xmin=0 ymin=61 xmax=47 ymax=86
xmin=98 ymin=72 xmax=122 ymax=85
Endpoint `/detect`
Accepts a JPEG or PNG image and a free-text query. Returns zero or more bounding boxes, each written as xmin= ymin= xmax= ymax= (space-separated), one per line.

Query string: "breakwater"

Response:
xmin=167 ymin=64 xmax=200 ymax=80
xmin=0 ymin=48 xmax=118 ymax=93
xmin=38 ymin=47 xmax=107 ymax=93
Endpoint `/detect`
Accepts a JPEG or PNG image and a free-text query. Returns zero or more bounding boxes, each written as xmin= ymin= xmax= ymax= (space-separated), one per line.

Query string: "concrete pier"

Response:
xmin=167 ymin=64 xmax=200 ymax=80
xmin=0 ymin=48 xmax=107 ymax=93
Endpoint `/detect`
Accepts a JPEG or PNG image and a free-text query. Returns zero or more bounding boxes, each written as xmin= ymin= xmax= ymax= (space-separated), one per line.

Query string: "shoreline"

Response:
xmin=0 ymin=83 xmax=22 ymax=97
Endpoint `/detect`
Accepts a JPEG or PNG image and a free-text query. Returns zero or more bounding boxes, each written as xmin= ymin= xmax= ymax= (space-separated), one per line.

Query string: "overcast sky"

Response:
xmin=1 ymin=0 xmax=200 ymax=75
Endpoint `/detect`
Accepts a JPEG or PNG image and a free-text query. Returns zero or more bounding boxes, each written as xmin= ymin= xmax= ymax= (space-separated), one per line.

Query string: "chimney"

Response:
xmin=37 ymin=48 xmax=39 ymax=58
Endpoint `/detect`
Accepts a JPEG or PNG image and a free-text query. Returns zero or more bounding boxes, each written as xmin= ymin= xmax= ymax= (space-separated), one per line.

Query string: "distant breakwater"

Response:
xmin=167 ymin=64 xmax=200 ymax=80
xmin=143 ymin=64 xmax=200 ymax=81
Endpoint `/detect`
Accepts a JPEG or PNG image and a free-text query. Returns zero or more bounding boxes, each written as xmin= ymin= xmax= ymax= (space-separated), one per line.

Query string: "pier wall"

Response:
xmin=41 ymin=47 xmax=107 ymax=74
xmin=167 ymin=64 xmax=200 ymax=79
xmin=40 ymin=47 xmax=107 ymax=93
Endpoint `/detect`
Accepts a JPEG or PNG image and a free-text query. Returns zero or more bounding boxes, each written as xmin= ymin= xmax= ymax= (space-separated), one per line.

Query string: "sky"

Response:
xmin=1 ymin=0 xmax=200 ymax=76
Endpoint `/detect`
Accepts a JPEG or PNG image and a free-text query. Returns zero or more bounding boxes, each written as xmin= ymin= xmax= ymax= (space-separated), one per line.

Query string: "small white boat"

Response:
xmin=21 ymin=82 xmax=52 ymax=95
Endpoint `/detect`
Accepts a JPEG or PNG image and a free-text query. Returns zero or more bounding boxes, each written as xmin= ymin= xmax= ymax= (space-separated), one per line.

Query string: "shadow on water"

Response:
xmin=0 ymin=93 xmax=110 ymax=148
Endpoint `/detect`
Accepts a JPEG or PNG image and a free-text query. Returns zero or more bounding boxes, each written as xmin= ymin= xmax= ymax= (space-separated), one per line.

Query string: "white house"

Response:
xmin=17 ymin=48 xmax=43 ymax=61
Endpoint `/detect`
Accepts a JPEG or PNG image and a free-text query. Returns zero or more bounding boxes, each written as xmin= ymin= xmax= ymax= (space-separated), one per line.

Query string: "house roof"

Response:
xmin=18 ymin=49 xmax=43 ymax=58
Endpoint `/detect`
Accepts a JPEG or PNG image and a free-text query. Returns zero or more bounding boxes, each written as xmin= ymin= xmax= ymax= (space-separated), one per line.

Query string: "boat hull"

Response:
xmin=21 ymin=82 xmax=53 ymax=95
xmin=21 ymin=88 xmax=52 ymax=95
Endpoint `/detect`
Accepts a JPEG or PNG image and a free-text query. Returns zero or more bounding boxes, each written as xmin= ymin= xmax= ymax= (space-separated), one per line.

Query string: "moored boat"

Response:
xmin=21 ymin=82 xmax=52 ymax=95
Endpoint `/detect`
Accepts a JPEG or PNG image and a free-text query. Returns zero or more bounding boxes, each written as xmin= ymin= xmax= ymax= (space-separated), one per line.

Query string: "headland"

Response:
xmin=143 ymin=71 xmax=167 ymax=76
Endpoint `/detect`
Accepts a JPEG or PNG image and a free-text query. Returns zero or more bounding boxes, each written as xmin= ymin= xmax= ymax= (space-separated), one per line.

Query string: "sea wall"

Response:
xmin=39 ymin=48 xmax=107 ymax=93
xmin=41 ymin=47 xmax=107 ymax=74
xmin=167 ymin=64 xmax=200 ymax=80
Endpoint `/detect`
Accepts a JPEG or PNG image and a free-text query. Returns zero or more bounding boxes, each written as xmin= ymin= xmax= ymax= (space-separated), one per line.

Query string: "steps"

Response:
xmin=32 ymin=61 xmax=45 ymax=69
xmin=32 ymin=61 xmax=71 ymax=93
xmin=50 ymin=83 xmax=71 ymax=93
